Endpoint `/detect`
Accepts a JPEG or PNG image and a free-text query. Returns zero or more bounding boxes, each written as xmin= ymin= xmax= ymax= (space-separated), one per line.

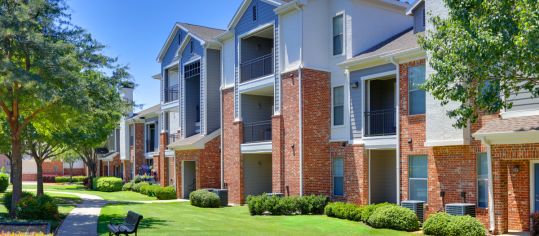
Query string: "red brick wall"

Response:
xmin=63 ymin=168 xmax=86 ymax=176
xmin=280 ymin=70 xmax=300 ymax=196
xmin=222 ymin=88 xmax=244 ymax=204
xmin=133 ymin=123 xmax=145 ymax=179
xmin=174 ymin=135 xmax=221 ymax=199
xmin=42 ymin=161 xmax=63 ymax=176
xmin=329 ymin=142 xmax=369 ymax=205
xmin=272 ymin=115 xmax=285 ymax=194
xmin=158 ymin=132 xmax=169 ymax=186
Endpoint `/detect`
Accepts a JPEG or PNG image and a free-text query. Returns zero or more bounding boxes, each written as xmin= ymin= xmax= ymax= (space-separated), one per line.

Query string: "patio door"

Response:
xmin=534 ymin=163 xmax=539 ymax=212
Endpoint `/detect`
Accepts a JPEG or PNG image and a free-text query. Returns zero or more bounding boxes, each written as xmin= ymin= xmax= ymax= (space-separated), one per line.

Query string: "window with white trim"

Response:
xmin=477 ymin=153 xmax=488 ymax=208
xmin=332 ymin=14 xmax=344 ymax=55
xmin=408 ymin=64 xmax=426 ymax=115
xmin=409 ymin=155 xmax=428 ymax=202
xmin=333 ymin=86 xmax=344 ymax=126
xmin=332 ymin=157 xmax=344 ymax=196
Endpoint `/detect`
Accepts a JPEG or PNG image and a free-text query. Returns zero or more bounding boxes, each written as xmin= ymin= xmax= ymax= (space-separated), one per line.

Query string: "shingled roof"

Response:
xmin=474 ymin=115 xmax=539 ymax=135
xmin=178 ymin=23 xmax=225 ymax=43
xmin=351 ymin=27 xmax=417 ymax=61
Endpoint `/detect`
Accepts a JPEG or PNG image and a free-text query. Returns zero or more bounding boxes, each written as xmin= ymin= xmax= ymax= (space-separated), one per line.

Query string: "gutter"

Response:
xmin=298 ymin=3 xmax=304 ymax=196
xmin=389 ymin=56 xmax=401 ymax=205
xmin=482 ymin=137 xmax=496 ymax=232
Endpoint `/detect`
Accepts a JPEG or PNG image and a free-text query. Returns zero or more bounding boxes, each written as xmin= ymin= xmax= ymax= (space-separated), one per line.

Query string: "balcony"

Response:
xmin=164 ymin=84 xmax=179 ymax=103
xmin=243 ymin=120 xmax=272 ymax=143
xmin=364 ymin=109 xmax=396 ymax=137
xmin=240 ymin=53 xmax=273 ymax=83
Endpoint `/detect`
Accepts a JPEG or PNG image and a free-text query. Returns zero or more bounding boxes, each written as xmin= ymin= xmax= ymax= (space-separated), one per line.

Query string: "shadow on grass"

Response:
xmin=98 ymin=202 xmax=169 ymax=234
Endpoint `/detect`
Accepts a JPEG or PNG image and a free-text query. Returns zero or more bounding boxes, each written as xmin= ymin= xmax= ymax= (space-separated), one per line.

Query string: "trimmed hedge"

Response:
xmin=367 ymin=205 xmax=420 ymax=232
xmin=423 ymin=212 xmax=485 ymax=236
xmin=55 ymin=176 xmax=87 ymax=183
xmin=140 ymin=185 xmax=161 ymax=197
xmin=247 ymin=194 xmax=329 ymax=215
xmin=133 ymin=175 xmax=153 ymax=183
xmin=190 ymin=190 xmax=220 ymax=208
xmin=360 ymin=202 xmax=393 ymax=222
xmin=3 ymin=191 xmax=34 ymax=211
xmin=94 ymin=177 xmax=123 ymax=192
xmin=132 ymin=182 xmax=150 ymax=193
xmin=0 ymin=173 xmax=9 ymax=193
xmin=17 ymin=194 xmax=59 ymax=220
xmin=324 ymin=202 xmax=363 ymax=221
xmin=156 ymin=186 xmax=176 ymax=200
xmin=122 ymin=181 xmax=134 ymax=191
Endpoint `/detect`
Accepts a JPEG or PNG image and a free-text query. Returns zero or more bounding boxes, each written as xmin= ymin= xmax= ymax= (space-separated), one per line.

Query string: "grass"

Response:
xmin=21 ymin=183 xmax=157 ymax=201
xmin=98 ymin=202 xmax=418 ymax=236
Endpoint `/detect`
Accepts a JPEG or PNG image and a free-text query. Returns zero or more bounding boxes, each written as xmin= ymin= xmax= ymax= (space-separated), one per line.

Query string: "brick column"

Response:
xmin=222 ymin=88 xmax=244 ymax=204
xmin=159 ymin=132 xmax=169 ymax=186
xmin=272 ymin=115 xmax=285 ymax=194
xmin=123 ymin=160 xmax=131 ymax=181
xmin=134 ymin=123 xmax=145 ymax=177
xmin=493 ymin=160 xmax=508 ymax=234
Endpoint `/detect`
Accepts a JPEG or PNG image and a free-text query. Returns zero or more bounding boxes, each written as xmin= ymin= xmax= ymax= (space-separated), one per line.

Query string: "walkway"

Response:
xmin=55 ymin=192 xmax=105 ymax=236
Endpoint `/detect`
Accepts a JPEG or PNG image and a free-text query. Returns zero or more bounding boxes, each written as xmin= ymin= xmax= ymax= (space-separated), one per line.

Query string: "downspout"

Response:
xmin=482 ymin=137 xmax=496 ymax=232
xmin=389 ymin=56 xmax=401 ymax=205
xmin=219 ymin=42 xmax=225 ymax=189
xmin=298 ymin=3 xmax=304 ymax=196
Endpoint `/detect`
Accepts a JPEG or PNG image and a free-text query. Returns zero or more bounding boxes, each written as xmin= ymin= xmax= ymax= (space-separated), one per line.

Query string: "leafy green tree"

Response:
xmin=419 ymin=0 xmax=538 ymax=128
xmin=0 ymin=0 xmax=130 ymax=217
xmin=57 ymin=151 xmax=81 ymax=182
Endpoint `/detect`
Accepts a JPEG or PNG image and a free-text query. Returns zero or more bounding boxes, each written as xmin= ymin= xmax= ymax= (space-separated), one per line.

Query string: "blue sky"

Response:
xmin=68 ymin=0 xmax=243 ymax=111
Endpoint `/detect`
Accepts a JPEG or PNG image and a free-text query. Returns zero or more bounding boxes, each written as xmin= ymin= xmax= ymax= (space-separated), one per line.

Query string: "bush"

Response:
xmin=133 ymin=175 xmax=153 ymax=183
xmin=367 ymin=205 xmax=420 ymax=232
xmin=190 ymin=190 xmax=220 ymax=208
xmin=132 ymin=181 xmax=150 ymax=193
xmin=17 ymin=194 xmax=59 ymax=221
xmin=324 ymin=202 xmax=363 ymax=221
xmin=246 ymin=194 xmax=329 ymax=216
xmin=156 ymin=186 xmax=176 ymax=200
xmin=297 ymin=195 xmax=329 ymax=215
xmin=94 ymin=177 xmax=123 ymax=192
xmin=423 ymin=212 xmax=452 ymax=236
xmin=3 ymin=191 xmax=34 ymax=211
xmin=140 ymin=185 xmax=161 ymax=197
xmin=42 ymin=175 xmax=56 ymax=183
xmin=360 ymin=202 xmax=394 ymax=222
xmin=122 ymin=181 xmax=134 ymax=191
xmin=0 ymin=173 xmax=9 ymax=193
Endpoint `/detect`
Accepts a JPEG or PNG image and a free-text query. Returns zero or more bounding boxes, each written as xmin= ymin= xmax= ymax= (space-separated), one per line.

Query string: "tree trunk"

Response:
xmin=69 ymin=163 xmax=73 ymax=183
xmin=36 ymin=160 xmax=44 ymax=196
xmin=10 ymin=138 xmax=22 ymax=218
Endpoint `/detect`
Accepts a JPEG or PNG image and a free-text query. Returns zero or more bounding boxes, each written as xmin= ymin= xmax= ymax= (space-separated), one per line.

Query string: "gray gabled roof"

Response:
xmin=131 ymin=104 xmax=160 ymax=120
xmin=351 ymin=27 xmax=417 ymax=61
xmin=474 ymin=115 xmax=539 ymax=135
xmin=178 ymin=23 xmax=225 ymax=43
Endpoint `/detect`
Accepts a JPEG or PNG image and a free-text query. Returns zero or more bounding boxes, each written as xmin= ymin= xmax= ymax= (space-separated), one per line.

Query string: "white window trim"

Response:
xmin=332 ymin=85 xmax=345 ymax=128
xmin=407 ymin=64 xmax=426 ymax=115
xmin=530 ymin=160 xmax=539 ymax=213
xmin=331 ymin=11 xmax=346 ymax=57
xmin=332 ymin=157 xmax=344 ymax=196
xmin=476 ymin=152 xmax=489 ymax=209
xmin=408 ymin=155 xmax=428 ymax=202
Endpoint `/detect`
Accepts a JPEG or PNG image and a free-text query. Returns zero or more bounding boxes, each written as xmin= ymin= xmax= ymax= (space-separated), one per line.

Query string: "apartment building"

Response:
xmin=155 ymin=23 xmax=223 ymax=198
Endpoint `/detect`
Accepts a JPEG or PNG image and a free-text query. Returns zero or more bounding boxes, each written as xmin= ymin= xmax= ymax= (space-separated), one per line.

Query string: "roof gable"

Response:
xmin=227 ymin=0 xmax=286 ymax=30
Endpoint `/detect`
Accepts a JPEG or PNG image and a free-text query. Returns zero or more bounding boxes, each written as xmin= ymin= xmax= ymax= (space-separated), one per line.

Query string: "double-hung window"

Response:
xmin=408 ymin=65 xmax=426 ymax=115
xmin=477 ymin=153 xmax=489 ymax=208
xmin=333 ymin=86 xmax=344 ymax=126
xmin=332 ymin=157 xmax=344 ymax=196
xmin=332 ymin=14 xmax=344 ymax=56
xmin=409 ymin=155 xmax=428 ymax=202
xmin=129 ymin=124 xmax=134 ymax=146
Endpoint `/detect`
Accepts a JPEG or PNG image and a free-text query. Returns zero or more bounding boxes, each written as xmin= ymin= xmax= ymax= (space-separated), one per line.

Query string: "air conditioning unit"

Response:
xmin=445 ymin=203 xmax=476 ymax=217
xmin=401 ymin=200 xmax=425 ymax=222
xmin=206 ymin=189 xmax=228 ymax=206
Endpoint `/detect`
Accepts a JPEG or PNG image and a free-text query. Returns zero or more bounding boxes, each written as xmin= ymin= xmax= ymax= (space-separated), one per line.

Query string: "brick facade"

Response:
xmin=222 ymin=87 xmax=244 ymax=204
xmin=329 ymin=142 xmax=369 ymax=205
xmin=174 ymin=135 xmax=221 ymax=198
xmin=158 ymin=131 xmax=170 ymax=186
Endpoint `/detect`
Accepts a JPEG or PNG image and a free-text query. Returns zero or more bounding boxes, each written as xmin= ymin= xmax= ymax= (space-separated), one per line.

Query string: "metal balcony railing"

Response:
xmin=240 ymin=53 xmax=273 ymax=83
xmin=364 ymin=109 xmax=396 ymax=137
xmin=168 ymin=133 xmax=180 ymax=145
xmin=164 ymin=84 xmax=179 ymax=102
xmin=243 ymin=120 xmax=272 ymax=143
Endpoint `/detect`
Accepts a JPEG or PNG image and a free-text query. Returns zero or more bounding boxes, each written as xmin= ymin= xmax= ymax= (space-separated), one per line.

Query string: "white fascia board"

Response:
xmin=227 ymin=0 xmax=253 ymax=30
xmin=274 ymin=0 xmax=301 ymax=15
xmin=406 ymin=0 xmax=424 ymax=16
xmin=216 ymin=30 xmax=235 ymax=42
xmin=473 ymin=130 xmax=539 ymax=145
xmin=157 ymin=24 xmax=181 ymax=63
xmin=424 ymin=139 xmax=465 ymax=147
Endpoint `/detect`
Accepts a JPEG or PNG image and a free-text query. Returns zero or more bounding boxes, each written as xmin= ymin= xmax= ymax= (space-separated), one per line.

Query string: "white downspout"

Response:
xmin=389 ymin=56 xmax=401 ymax=205
xmin=219 ymin=45 xmax=225 ymax=190
xmin=298 ymin=3 xmax=304 ymax=197
xmin=483 ymin=137 xmax=496 ymax=232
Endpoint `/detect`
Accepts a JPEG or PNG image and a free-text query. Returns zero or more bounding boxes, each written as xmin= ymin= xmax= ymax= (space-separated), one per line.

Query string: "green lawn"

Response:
xmin=98 ymin=202 xmax=418 ymax=236
xmin=21 ymin=183 xmax=157 ymax=201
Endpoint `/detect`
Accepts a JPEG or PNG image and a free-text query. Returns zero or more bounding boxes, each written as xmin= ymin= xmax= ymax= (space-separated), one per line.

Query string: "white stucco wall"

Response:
xmin=424 ymin=0 xmax=465 ymax=146
xmin=222 ymin=37 xmax=235 ymax=88
xmin=279 ymin=9 xmax=301 ymax=72
xmin=169 ymin=111 xmax=180 ymax=133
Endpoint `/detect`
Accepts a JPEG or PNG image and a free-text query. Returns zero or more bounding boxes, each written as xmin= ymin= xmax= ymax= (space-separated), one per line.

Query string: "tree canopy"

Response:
xmin=419 ymin=0 xmax=539 ymax=128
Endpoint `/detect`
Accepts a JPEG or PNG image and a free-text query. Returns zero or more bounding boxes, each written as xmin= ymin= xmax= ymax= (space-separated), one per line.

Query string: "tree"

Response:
xmin=0 ymin=0 xmax=130 ymax=217
xmin=57 ymin=150 xmax=81 ymax=182
xmin=419 ymin=0 xmax=539 ymax=128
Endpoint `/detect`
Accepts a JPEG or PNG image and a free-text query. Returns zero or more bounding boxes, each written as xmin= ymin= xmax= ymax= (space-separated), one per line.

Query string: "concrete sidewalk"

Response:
xmin=55 ymin=192 xmax=105 ymax=236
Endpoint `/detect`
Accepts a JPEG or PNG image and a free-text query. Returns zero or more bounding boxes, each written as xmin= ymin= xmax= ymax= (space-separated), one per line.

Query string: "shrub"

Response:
xmin=156 ymin=186 xmax=176 ymax=200
xmin=3 ymin=191 xmax=34 ymax=211
xmin=297 ymin=195 xmax=329 ymax=215
xmin=247 ymin=194 xmax=329 ymax=216
xmin=190 ymin=190 xmax=220 ymax=208
xmin=133 ymin=175 xmax=153 ymax=183
xmin=445 ymin=215 xmax=485 ymax=236
xmin=95 ymin=177 xmax=123 ymax=192
xmin=360 ymin=202 xmax=394 ymax=222
xmin=367 ymin=205 xmax=420 ymax=232
xmin=17 ymin=194 xmax=59 ymax=221
xmin=324 ymin=202 xmax=363 ymax=221
xmin=0 ymin=173 xmax=9 ymax=193
xmin=140 ymin=185 xmax=161 ymax=197
xmin=122 ymin=181 xmax=134 ymax=191
xmin=42 ymin=175 xmax=56 ymax=183
xmin=132 ymin=181 xmax=150 ymax=193
xmin=423 ymin=212 xmax=452 ymax=236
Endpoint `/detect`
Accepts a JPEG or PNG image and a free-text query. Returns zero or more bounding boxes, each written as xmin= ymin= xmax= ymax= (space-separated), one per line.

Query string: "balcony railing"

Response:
xmin=240 ymin=53 xmax=273 ymax=83
xmin=168 ymin=133 xmax=180 ymax=144
xmin=364 ymin=109 xmax=396 ymax=137
xmin=243 ymin=120 xmax=272 ymax=143
xmin=164 ymin=84 xmax=179 ymax=103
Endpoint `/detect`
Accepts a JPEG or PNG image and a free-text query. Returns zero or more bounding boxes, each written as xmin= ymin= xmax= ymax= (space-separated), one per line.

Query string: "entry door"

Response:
xmin=535 ymin=163 xmax=539 ymax=212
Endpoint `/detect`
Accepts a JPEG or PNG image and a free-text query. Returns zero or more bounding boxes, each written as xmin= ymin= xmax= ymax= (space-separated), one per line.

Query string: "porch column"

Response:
xmin=492 ymin=160 xmax=508 ymax=234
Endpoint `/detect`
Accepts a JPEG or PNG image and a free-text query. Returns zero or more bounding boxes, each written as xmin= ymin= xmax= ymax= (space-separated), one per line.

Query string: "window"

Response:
xmin=333 ymin=86 xmax=344 ymax=126
xmin=477 ymin=153 xmax=488 ymax=208
xmin=252 ymin=5 xmax=257 ymax=21
xmin=408 ymin=64 xmax=426 ymax=115
xmin=332 ymin=14 xmax=344 ymax=55
xmin=190 ymin=41 xmax=194 ymax=53
xmin=129 ymin=124 xmax=134 ymax=146
xmin=409 ymin=155 xmax=428 ymax=202
xmin=332 ymin=157 xmax=344 ymax=196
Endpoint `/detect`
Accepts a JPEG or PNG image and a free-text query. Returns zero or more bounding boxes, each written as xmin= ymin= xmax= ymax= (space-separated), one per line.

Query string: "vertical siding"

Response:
xmin=349 ymin=63 xmax=395 ymax=140
xmin=274 ymin=22 xmax=280 ymax=114
xmin=413 ymin=3 xmax=425 ymax=33
xmin=206 ymin=49 xmax=222 ymax=133
xmin=180 ymin=37 xmax=204 ymax=138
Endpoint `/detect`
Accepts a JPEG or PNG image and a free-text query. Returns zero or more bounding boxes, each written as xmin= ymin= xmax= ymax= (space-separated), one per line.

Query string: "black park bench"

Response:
xmin=108 ymin=211 xmax=143 ymax=236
